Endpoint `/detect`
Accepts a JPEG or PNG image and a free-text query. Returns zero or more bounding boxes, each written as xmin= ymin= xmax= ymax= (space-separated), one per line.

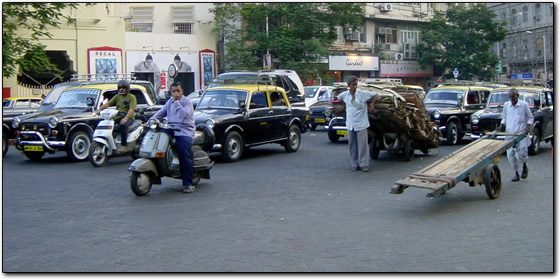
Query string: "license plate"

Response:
xmin=314 ymin=118 xmax=326 ymax=123
xmin=336 ymin=130 xmax=348 ymax=136
xmin=484 ymin=130 xmax=489 ymax=134
xmin=24 ymin=145 xmax=43 ymax=152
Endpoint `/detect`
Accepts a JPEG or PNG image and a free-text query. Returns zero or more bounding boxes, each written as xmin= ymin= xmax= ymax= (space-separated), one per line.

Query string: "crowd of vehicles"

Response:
xmin=3 ymin=73 xmax=552 ymax=196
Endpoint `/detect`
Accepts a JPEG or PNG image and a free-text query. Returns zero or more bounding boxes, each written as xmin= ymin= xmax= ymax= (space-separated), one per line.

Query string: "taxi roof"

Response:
xmin=429 ymin=85 xmax=493 ymax=91
xmin=3 ymin=97 xmax=43 ymax=101
xmin=492 ymin=86 xmax=549 ymax=92
xmin=63 ymin=83 xmax=147 ymax=92
xmin=205 ymin=84 xmax=286 ymax=93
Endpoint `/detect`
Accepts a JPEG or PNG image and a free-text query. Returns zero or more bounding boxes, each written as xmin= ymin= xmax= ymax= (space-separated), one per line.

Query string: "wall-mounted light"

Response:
xmin=161 ymin=46 xmax=171 ymax=50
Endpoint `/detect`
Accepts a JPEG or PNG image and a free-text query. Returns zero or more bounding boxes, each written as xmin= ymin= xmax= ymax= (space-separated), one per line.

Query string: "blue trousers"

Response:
xmin=175 ymin=136 xmax=194 ymax=186
xmin=115 ymin=117 xmax=133 ymax=146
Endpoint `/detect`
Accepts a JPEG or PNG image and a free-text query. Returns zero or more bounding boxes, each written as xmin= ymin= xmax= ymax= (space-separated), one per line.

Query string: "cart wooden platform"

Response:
xmin=391 ymin=132 xmax=526 ymax=199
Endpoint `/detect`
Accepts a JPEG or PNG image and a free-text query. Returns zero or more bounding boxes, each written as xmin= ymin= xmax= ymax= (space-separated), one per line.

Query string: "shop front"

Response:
xmin=327 ymin=55 xmax=380 ymax=84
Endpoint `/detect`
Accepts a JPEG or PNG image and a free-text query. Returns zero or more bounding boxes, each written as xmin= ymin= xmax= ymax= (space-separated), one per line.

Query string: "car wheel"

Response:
xmin=130 ymin=171 xmax=152 ymax=196
xmin=222 ymin=131 xmax=243 ymax=162
xmin=67 ymin=131 xmax=91 ymax=161
xmin=89 ymin=142 xmax=108 ymax=167
xmin=193 ymin=171 xmax=202 ymax=185
xmin=310 ymin=124 xmax=317 ymax=131
xmin=2 ymin=134 xmax=8 ymax=157
xmin=446 ymin=122 xmax=460 ymax=145
xmin=24 ymin=150 xmax=45 ymax=161
xmin=284 ymin=124 xmax=301 ymax=153
xmin=528 ymin=128 xmax=541 ymax=156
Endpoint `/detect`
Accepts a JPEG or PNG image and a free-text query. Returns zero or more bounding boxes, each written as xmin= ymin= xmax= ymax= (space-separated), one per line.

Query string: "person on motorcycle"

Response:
xmin=96 ymin=80 xmax=138 ymax=153
xmin=147 ymin=81 xmax=196 ymax=193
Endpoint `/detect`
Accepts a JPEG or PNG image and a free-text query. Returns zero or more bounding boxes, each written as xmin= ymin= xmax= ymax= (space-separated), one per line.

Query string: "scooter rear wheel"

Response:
xmin=89 ymin=142 xmax=108 ymax=167
xmin=130 ymin=171 xmax=152 ymax=196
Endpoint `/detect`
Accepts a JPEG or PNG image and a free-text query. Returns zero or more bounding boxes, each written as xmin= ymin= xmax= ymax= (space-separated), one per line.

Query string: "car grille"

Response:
xmin=310 ymin=110 xmax=325 ymax=117
xmin=478 ymin=119 xmax=501 ymax=131
xmin=21 ymin=123 xmax=50 ymax=137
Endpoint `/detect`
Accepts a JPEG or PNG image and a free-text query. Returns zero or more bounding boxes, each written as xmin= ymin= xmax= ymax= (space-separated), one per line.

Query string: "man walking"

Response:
xmin=337 ymin=76 xmax=379 ymax=172
xmin=497 ymin=88 xmax=534 ymax=181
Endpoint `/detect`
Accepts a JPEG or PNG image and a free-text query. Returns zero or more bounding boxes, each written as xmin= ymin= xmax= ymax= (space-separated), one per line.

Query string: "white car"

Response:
xmin=304 ymin=86 xmax=334 ymax=107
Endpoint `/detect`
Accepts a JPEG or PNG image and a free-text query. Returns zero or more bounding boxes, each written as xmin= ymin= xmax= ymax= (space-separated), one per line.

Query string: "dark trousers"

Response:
xmin=116 ymin=118 xmax=133 ymax=146
xmin=175 ymin=136 xmax=194 ymax=186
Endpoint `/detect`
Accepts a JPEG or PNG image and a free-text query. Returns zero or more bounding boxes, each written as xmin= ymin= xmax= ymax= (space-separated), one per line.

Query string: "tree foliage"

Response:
xmin=416 ymin=4 xmax=507 ymax=81
xmin=211 ymin=3 xmax=365 ymax=79
xmin=2 ymin=3 xmax=81 ymax=78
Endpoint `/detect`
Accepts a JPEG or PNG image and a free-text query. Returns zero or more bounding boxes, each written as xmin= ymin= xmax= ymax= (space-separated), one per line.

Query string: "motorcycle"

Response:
xmin=128 ymin=118 xmax=214 ymax=196
xmin=89 ymin=108 xmax=146 ymax=167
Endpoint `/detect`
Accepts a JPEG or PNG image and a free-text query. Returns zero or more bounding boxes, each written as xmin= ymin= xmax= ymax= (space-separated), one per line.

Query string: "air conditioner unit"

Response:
xmin=381 ymin=3 xmax=393 ymax=12
xmin=392 ymin=52 xmax=404 ymax=60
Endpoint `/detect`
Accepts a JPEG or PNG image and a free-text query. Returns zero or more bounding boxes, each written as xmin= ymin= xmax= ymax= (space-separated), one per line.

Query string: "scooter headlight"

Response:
xmin=205 ymin=119 xmax=215 ymax=129
xmin=48 ymin=116 xmax=59 ymax=128
xmin=148 ymin=119 xmax=158 ymax=129
xmin=11 ymin=117 xmax=20 ymax=129
xmin=162 ymin=118 xmax=169 ymax=126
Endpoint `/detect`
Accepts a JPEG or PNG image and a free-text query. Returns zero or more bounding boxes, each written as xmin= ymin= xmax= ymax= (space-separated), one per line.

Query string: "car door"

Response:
xmin=245 ymin=91 xmax=273 ymax=144
xmin=540 ymin=90 xmax=553 ymax=138
xmin=268 ymin=90 xmax=291 ymax=139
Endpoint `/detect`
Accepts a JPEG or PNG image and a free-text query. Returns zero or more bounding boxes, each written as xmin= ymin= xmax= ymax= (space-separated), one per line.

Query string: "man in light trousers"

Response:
xmin=497 ymin=88 xmax=534 ymax=182
xmin=337 ymin=76 xmax=379 ymax=172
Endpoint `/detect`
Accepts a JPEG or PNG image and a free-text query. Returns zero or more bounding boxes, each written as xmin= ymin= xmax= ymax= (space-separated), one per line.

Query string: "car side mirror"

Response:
xmin=238 ymin=100 xmax=246 ymax=112
xmin=86 ymin=97 xmax=95 ymax=107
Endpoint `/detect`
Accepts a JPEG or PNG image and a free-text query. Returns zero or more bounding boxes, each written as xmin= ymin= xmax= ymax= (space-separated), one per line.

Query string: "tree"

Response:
xmin=211 ymin=3 xmax=365 ymax=79
xmin=2 ymin=3 xmax=82 ymax=78
xmin=416 ymin=4 xmax=507 ymax=81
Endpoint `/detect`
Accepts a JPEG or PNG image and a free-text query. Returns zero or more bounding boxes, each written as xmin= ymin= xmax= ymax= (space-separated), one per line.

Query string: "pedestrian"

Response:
xmin=147 ymin=81 xmax=196 ymax=193
xmin=496 ymin=88 xmax=534 ymax=181
xmin=337 ymin=76 xmax=379 ymax=172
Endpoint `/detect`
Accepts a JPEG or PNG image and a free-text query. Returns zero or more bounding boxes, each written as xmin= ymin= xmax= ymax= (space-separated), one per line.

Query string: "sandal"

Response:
xmin=183 ymin=185 xmax=196 ymax=193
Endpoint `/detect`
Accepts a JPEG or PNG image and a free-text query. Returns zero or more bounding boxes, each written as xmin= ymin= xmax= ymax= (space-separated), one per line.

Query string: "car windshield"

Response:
xmin=424 ymin=89 xmax=464 ymax=105
xmin=54 ymin=89 xmax=100 ymax=108
xmin=197 ymin=89 xmax=247 ymax=109
xmin=488 ymin=90 xmax=539 ymax=107
xmin=304 ymin=87 xmax=319 ymax=98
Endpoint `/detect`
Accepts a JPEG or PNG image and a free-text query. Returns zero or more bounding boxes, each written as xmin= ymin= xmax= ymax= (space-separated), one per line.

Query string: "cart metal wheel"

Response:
xmin=484 ymin=164 xmax=501 ymax=199
xmin=404 ymin=139 xmax=414 ymax=161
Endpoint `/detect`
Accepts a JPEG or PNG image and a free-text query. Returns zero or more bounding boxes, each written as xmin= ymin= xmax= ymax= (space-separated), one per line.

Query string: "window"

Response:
xmin=376 ymin=27 xmax=397 ymax=44
xmin=501 ymin=11 xmax=507 ymax=24
xmin=250 ymin=92 xmax=268 ymax=108
xmin=335 ymin=26 xmax=344 ymax=43
xmin=511 ymin=9 xmax=518 ymax=26
xmin=131 ymin=7 xmax=153 ymax=32
xmin=522 ymin=6 xmax=528 ymax=22
xmin=523 ymin=40 xmax=529 ymax=60
xmin=536 ymin=37 xmax=543 ymax=56
xmin=427 ymin=3 xmax=434 ymax=9
xmin=172 ymin=7 xmax=194 ymax=34
xmin=511 ymin=44 xmax=516 ymax=58
xmin=501 ymin=42 xmax=507 ymax=58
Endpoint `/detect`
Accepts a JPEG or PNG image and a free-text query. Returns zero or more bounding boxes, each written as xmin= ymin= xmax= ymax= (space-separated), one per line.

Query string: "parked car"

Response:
xmin=304 ymin=86 xmax=334 ymax=108
xmin=2 ymin=97 xmax=43 ymax=156
xmin=13 ymin=83 xmax=162 ymax=161
xmin=193 ymin=84 xmax=309 ymax=162
xmin=424 ymin=85 xmax=493 ymax=145
xmin=470 ymin=86 xmax=553 ymax=155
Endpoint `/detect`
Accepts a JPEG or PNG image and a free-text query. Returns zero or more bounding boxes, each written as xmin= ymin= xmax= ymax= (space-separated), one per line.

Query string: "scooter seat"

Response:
xmin=128 ymin=120 xmax=142 ymax=132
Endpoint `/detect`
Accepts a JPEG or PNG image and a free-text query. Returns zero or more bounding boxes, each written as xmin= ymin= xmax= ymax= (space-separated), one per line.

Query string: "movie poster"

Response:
xmin=88 ymin=47 xmax=123 ymax=79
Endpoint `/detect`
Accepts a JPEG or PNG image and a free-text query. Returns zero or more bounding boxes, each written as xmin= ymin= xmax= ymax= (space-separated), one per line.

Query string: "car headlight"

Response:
xmin=205 ymin=119 xmax=215 ymax=129
xmin=471 ymin=114 xmax=480 ymax=125
xmin=433 ymin=110 xmax=441 ymax=119
xmin=324 ymin=107 xmax=332 ymax=117
xmin=48 ymin=116 xmax=59 ymax=128
xmin=12 ymin=117 xmax=21 ymax=129
xmin=148 ymin=119 xmax=158 ymax=129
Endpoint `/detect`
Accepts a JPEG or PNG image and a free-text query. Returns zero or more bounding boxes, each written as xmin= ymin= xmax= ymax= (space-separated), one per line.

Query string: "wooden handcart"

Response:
xmin=391 ymin=131 xmax=526 ymax=199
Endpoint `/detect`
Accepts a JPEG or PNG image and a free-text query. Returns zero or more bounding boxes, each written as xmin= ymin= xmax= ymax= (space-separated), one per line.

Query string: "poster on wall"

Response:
xmin=126 ymin=51 xmax=198 ymax=95
xmin=88 ymin=46 xmax=123 ymax=79
xmin=199 ymin=49 xmax=216 ymax=88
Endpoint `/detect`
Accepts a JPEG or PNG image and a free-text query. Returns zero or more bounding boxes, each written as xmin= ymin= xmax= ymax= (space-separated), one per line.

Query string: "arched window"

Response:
xmin=511 ymin=9 xmax=518 ymax=25
xmin=522 ymin=6 xmax=528 ymax=22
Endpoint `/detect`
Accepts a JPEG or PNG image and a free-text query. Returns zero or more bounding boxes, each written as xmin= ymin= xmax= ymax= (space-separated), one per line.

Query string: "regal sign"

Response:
xmin=329 ymin=55 xmax=380 ymax=71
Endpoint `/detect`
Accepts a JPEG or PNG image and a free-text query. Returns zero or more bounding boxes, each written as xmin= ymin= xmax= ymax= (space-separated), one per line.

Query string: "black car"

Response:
xmin=194 ymin=84 xmax=309 ymax=162
xmin=308 ymin=88 xmax=334 ymax=130
xmin=2 ymin=97 xmax=43 ymax=156
xmin=424 ymin=85 xmax=492 ymax=145
xmin=470 ymin=86 xmax=554 ymax=155
xmin=13 ymin=82 xmax=161 ymax=161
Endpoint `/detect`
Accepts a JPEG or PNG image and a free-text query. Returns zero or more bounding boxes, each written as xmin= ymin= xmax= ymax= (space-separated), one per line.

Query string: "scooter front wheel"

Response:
xmin=89 ymin=142 xmax=109 ymax=167
xmin=130 ymin=171 xmax=152 ymax=196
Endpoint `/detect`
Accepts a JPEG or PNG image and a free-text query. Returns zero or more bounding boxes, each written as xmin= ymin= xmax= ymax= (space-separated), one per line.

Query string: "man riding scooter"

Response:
xmin=146 ymin=81 xmax=197 ymax=193
xmin=96 ymin=80 xmax=137 ymax=153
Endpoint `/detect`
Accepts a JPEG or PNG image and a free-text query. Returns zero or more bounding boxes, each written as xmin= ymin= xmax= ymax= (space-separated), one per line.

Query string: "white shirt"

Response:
xmin=501 ymin=99 xmax=534 ymax=148
xmin=337 ymin=89 xmax=377 ymax=131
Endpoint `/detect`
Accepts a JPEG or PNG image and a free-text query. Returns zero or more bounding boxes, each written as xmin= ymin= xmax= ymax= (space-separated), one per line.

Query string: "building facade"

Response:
xmin=487 ymin=3 xmax=553 ymax=82
xmin=3 ymin=3 xmax=217 ymax=98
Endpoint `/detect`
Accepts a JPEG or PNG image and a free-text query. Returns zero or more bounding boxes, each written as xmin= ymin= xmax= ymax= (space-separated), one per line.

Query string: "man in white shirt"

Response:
xmin=497 ymin=88 xmax=534 ymax=181
xmin=337 ymin=76 xmax=379 ymax=172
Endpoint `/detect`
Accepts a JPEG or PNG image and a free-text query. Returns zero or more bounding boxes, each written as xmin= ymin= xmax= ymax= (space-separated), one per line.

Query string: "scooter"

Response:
xmin=89 ymin=108 xmax=146 ymax=167
xmin=128 ymin=118 xmax=215 ymax=196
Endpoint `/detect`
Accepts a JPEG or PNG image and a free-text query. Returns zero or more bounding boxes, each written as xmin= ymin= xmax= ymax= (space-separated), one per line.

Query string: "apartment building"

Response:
xmin=487 ymin=3 xmax=553 ymax=82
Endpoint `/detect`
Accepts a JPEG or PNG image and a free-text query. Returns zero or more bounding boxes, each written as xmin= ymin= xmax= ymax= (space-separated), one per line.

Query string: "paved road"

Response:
xmin=2 ymin=131 xmax=554 ymax=272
